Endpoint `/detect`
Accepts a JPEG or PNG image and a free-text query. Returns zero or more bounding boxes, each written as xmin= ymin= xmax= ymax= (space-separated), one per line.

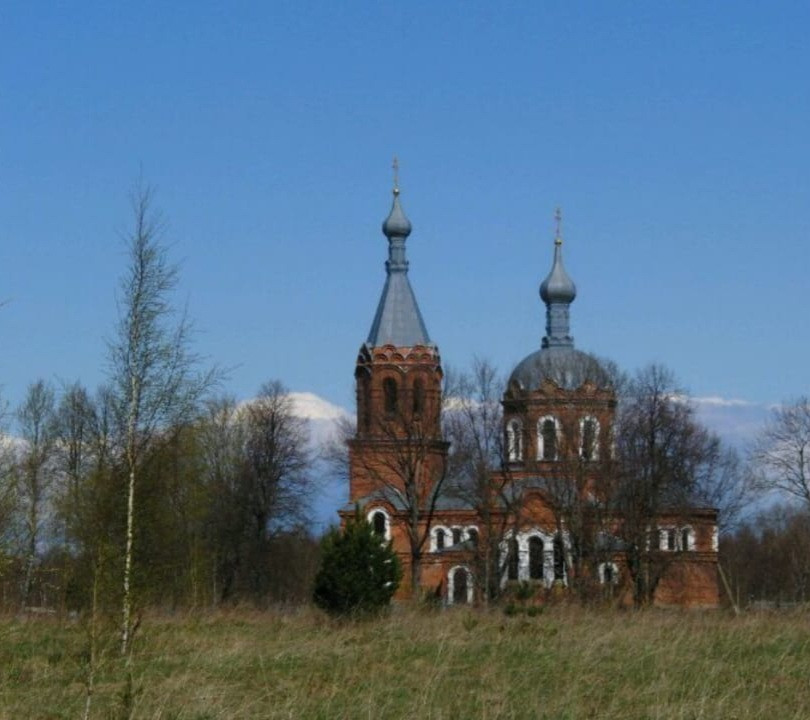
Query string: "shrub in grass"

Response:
xmin=313 ymin=508 xmax=402 ymax=616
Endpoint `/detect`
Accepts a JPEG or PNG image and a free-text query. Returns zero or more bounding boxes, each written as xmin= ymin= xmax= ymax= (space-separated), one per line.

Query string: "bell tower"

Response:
xmin=348 ymin=165 xmax=447 ymax=505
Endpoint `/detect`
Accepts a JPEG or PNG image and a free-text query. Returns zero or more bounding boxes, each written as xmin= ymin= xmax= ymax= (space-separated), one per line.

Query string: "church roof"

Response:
xmin=366 ymin=181 xmax=432 ymax=348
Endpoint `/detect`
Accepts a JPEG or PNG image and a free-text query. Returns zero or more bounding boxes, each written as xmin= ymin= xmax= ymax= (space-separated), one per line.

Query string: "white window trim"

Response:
xmin=537 ymin=415 xmax=561 ymax=461
xmin=430 ymin=525 xmax=450 ymax=552
xmin=500 ymin=529 xmax=569 ymax=588
xmin=366 ymin=507 xmax=391 ymax=542
xmin=598 ymin=562 xmax=620 ymax=585
xmin=463 ymin=525 xmax=479 ymax=542
xmin=658 ymin=526 xmax=695 ymax=552
xmin=506 ymin=418 xmax=523 ymax=462
xmin=711 ymin=526 xmax=719 ymax=552
xmin=447 ymin=565 xmax=474 ymax=605
xmin=579 ymin=415 xmax=600 ymax=460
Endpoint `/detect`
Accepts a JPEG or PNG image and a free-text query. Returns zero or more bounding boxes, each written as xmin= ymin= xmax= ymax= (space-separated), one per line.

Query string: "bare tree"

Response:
xmin=751 ymin=397 xmax=810 ymax=508
xmin=199 ymin=385 xmax=312 ymax=604
xmin=109 ymin=185 xmax=213 ymax=653
xmin=0 ymin=394 xmax=17 ymax=585
xmin=15 ymin=380 xmax=57 ymax=608
xmin=443 ymin=359 xmax=520 ymax=605
xmin=610 ymin=364 xmax=741 ymax=606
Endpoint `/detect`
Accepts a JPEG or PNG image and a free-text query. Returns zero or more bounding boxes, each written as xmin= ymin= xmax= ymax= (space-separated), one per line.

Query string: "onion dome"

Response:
xmin=381 ymin=187 xmax=412 ymax=239
xmin=539 ymin=209 xmax=576 ymax=304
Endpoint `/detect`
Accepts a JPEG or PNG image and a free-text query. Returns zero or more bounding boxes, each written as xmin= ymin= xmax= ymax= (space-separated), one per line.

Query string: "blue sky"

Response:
xmin=1 ymin=2 xmax=808 ymax=422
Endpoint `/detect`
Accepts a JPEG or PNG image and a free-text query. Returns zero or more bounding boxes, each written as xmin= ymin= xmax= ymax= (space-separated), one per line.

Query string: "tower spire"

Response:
xmin=539 ymin=208 xmax=577 ymax=349
xmin=366 ymin=164 xmax=431 ymax=347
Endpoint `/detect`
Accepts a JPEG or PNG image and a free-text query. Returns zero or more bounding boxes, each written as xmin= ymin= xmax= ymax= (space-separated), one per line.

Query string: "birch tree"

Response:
xmin=15 ymin=380 xmax=57 ymax=608
xmin=109 ymin=186 xmax=212 ymax=654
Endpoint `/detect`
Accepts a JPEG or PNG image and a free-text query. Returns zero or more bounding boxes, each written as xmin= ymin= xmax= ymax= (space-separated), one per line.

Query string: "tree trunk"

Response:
xmin=121 ymin=462 xmax=136 ymax=655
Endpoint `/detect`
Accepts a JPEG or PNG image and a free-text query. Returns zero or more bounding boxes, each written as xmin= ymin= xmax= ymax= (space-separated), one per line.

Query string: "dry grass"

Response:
xmin=1 ymin=606 xmax=810 ymax=719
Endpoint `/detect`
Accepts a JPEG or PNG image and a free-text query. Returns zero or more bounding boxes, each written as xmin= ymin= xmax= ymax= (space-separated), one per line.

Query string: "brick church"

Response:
xmin=341 ymin=177 xmax=720 ymax=608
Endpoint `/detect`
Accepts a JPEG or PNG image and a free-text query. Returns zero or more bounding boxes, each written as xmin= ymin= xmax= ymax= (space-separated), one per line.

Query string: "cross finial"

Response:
xmin=392 ymin=156 xmax=400 ymax=195
xmin=554 ymin=207 xmax=563 ymax=245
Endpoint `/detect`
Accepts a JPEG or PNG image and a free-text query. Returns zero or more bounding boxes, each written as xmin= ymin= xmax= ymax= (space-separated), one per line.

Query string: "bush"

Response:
xmin=313 ymin=508 xmax=401 ymax=616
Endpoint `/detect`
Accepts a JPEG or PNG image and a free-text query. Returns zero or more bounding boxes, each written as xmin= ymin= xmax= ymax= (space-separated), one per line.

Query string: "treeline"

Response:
xmin=0 ymin=381 xmax=321 ymax=614
xmin=722 ymin=505 xmax=810 ymax=607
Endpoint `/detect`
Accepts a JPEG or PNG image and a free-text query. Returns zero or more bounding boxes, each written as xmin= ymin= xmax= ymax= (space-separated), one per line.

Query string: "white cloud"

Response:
xmin=286 ymin=392 xmax=351 ymax=422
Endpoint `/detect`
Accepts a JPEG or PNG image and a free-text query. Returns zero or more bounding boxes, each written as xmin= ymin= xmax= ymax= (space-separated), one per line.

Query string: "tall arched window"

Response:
xmin=539 ymin=417 xmax=558 ymax=461
xmin=507 ymin=537 xmax=519 ymax=581
xmin=553 ymin=534 xmax=566 ymax=581
xmin=528 ymin=536 xmax=544 ymax=580
xmin=367 ymin=508 xmax=390 ymax=541
xmin=372 ymin=511 xmax=387 ymax=538
xmin=506 ymin=419 xmax=523 ymax=462
xmin=436 ymin=528 xmax=446 ymax=550
xmin=412 ymin=379 xmax=425 ymax=415
xmin=680 ymin=527 xmax=693 ymax=551
xmin=580 ymin=416 xmax=599 ymax=461
xmin=383 ymin=378 xmax=398 ymax=415
xmin=450 ymin=566 xmax=472 ymax=605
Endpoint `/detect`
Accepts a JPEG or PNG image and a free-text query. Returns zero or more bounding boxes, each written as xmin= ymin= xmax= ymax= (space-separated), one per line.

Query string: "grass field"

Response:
xmin=1 ymin=606 xmax=809 ymax=719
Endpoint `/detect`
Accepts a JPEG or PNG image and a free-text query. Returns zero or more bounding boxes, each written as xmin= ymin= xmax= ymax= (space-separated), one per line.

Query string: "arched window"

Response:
xmin=506 ymin=419 xmax=523 ymax=462
xmin=412 ymin=379 xmax=425 ymax=416
xmin=553 ymin=534 xmax=566 ymax=581
xmin=528 ymin=536 xmax=544 ymax=580
xmin=383 ymin=378 xmax=398 ymax=415
xmin=580 ymin=416 xmax=599 ymax=461
xmin=539 ymin=417 xmax=559 ymax=461
xmin=436 ymin=528 xmax=446 ymax=550
xmin=372 ymin=511 xmax=386 ymax=537
xmin=449 ymin=566 xmax=472 ymax=605
xmin=507 ymin=537 xmax=519 ymax=581
xmin=452 ymin=527 xmax=462 ymax=545
xmin=665 ymin=528 xmax=676 ymax=552
xmin=466 ymin=528 xmax=479 ymax=547
xmin=680 ymin=527 xmax=693 ymax=551
xmin=367 ymin=508 xmax=390 ymax=541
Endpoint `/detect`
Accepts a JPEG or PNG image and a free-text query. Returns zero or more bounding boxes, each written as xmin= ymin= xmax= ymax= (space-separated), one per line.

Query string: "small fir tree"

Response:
xmin=313 ymin=508 xmax=401 ymax=615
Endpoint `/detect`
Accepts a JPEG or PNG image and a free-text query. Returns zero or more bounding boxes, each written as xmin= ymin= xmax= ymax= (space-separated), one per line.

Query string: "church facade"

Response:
xmin=340 ymin=181 xmax=720 ymax=608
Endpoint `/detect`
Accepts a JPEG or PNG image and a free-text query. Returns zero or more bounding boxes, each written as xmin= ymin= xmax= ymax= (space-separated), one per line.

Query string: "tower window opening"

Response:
xmin=412 ymin=379 xmax=425 ymax=415
xmin=452 ymin=527 xmax=462 ymax=545
xmin=507 ymin=419 xmax=523 ymax=462
xmin=581 ymin=417 xmax=598 ymax=461
xmin=542 ymin=418 xmax=558 ymax=461
xmin=383 ymin=378 xmax=398 ymax=415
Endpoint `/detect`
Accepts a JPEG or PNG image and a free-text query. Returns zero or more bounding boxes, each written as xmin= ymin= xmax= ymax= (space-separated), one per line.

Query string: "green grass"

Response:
xmin=1 ymin=606 xmax=810 ymax=719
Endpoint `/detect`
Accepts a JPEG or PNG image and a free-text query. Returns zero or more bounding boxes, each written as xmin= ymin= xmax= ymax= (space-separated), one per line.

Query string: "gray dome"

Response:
xmin=382 ymin=190 xmax=412 ymax=238
xmin=508 ymin=347 xmax=612 ymax=391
